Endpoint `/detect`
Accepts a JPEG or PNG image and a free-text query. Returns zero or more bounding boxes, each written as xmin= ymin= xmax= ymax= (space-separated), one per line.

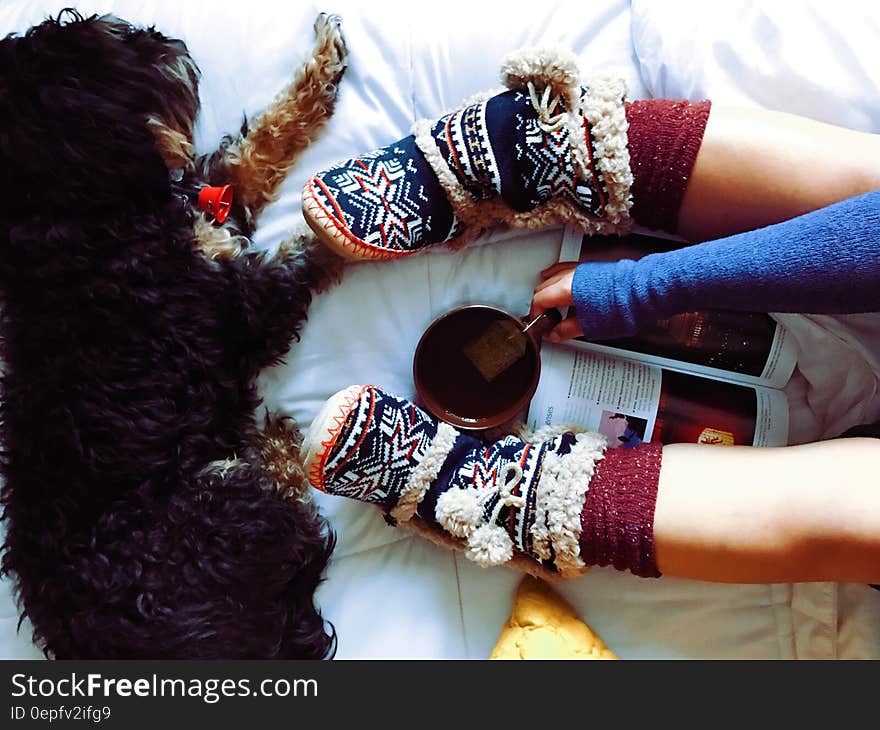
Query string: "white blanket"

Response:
xmin=1 ymin=0 xmax=878 ymax=659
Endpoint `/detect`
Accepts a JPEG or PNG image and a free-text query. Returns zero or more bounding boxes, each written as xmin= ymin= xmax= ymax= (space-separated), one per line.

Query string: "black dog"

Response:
xmin=0 ymin=9 xmax=347 ymax=658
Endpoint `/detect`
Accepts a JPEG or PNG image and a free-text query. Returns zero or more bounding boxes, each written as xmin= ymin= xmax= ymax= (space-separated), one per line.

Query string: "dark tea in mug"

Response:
xmin=413 ymin=305 xmax=540 ymax=430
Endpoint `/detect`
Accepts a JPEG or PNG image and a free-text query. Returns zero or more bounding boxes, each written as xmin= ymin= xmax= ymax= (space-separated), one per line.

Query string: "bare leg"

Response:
xmin=653 ymin=438 xmax=880 ymax=583
xmin=677 ymin=107 xmax=880 ymax=242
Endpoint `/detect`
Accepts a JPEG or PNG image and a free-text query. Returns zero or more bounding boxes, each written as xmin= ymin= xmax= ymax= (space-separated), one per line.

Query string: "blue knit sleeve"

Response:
xmin=571 ymin=190 xmax=880 ymax=341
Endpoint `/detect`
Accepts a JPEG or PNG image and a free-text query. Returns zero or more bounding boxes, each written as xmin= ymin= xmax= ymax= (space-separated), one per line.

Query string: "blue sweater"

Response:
xmin=571 ymin=190 xmax=880 ymax=341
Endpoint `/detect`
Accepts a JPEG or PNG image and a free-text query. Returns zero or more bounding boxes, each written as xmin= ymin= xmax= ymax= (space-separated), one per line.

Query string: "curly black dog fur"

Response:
xmin=0 ymin=10 xmax=347 ymax=658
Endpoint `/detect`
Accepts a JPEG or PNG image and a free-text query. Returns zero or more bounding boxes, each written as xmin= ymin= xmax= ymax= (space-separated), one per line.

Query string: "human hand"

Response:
xmin=529 ymin=262 xmax=583 ymax=342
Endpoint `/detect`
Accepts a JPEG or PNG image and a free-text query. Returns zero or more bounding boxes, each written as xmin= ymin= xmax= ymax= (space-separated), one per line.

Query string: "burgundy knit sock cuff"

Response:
xmin=625 ymin=99 xmax=712 ymax=234
xmin=579 ymin=443 xmax=663 ymax=578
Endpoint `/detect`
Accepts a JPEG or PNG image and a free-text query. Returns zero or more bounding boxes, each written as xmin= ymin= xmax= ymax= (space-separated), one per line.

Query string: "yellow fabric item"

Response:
xmin=490 ymin=575 xmax=618 ymax=660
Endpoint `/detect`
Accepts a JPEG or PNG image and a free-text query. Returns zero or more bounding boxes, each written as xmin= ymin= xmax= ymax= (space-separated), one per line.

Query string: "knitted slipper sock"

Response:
xmin=302 ymin=385 xmax=668 ymax=579
xmin=302 ymin=48 xmax=632 ymax=260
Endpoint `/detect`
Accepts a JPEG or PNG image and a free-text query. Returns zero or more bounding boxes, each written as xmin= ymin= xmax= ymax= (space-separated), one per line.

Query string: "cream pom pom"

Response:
xmin=465 ymin=524 xmax=513 ymax=567
xmin=435 ymin=488 xmax=483 ymax=538
xmin=500 ymin=47 xmax=581 ymax=96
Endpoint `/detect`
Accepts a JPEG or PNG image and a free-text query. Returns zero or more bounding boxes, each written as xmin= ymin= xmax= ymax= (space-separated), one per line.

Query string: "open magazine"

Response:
xmin=525 ymin=226 xmax=799 ymax=447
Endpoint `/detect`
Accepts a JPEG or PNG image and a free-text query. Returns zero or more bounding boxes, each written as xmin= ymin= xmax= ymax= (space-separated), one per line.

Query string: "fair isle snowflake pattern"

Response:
xmin=307 ymin=136 xmax=459 ymax=254
xmin=319 ymin=386 xmax=439 ymax=511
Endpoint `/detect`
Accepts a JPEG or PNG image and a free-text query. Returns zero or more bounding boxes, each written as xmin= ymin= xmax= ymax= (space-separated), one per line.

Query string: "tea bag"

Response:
xmin=463 ymin=318 xmax=528 ymax=383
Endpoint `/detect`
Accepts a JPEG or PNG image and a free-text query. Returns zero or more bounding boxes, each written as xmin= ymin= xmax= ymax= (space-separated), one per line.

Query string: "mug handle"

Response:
xmin=521 ymin=308 xmax=563 ymax=341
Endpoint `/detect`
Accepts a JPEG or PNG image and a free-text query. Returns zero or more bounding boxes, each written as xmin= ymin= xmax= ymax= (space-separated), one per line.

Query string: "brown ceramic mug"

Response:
xmin=413 ymin=305 xmax=561 ymax=430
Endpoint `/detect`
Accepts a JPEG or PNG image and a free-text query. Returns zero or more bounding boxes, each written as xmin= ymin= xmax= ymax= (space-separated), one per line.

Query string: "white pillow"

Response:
xmin=632 ymin=0 xmax=880 ymax=131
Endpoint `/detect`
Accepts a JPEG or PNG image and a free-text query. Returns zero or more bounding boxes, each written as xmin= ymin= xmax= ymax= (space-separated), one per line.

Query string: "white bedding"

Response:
xmin=1 ymin=0 xmax=879 ymax=659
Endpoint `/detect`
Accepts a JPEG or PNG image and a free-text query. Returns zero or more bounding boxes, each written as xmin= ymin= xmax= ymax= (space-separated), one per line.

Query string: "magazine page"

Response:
xmin=526 ymin=344 xmax=790 ymax=447
xmin=557 ymin=226 xmax=798 ymax=389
